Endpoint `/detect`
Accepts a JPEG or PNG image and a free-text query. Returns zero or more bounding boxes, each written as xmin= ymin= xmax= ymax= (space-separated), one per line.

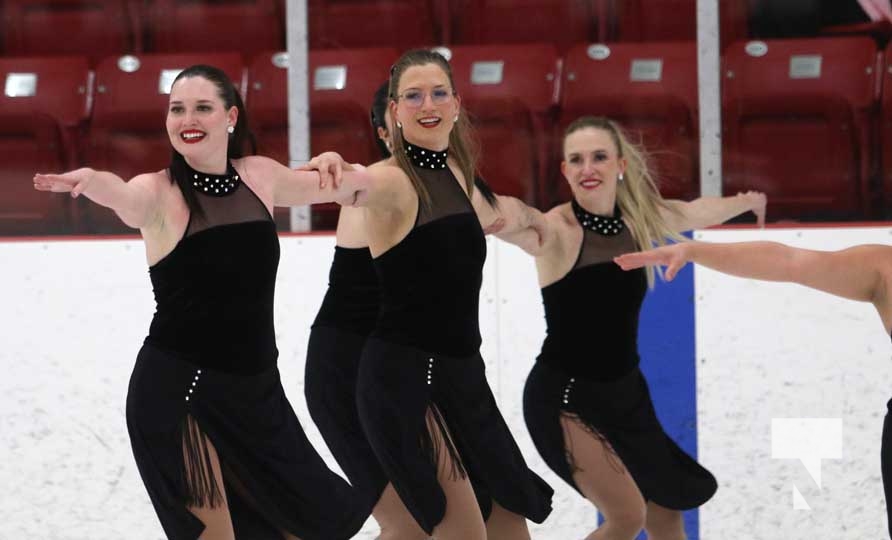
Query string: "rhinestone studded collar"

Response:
xmin=571 ymin=198 xmax=625 ymax=236
xmin=404 ymin=142 xmax=448 ymax=170
xmin=188 ymin=161 xmax=241 ymax=196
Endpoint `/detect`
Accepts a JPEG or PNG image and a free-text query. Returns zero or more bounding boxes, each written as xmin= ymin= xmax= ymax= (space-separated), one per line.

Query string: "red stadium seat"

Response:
xmin=309 ymin=47 xmax=397 ymax=229
xmin=245 ymin=50 xmax=296 ymax=229
xmin=2 ymin=0 xmax=139 ymax=65
xmin=447 ymin=43 xmax=560 ymax=206
xmin=0 ymin=57 xmax=91 ymax=235
xmin=722 ymin=37 xmax=878 ymax=220
xmin=308 ymin=0 xmax=446 ymax=51
xmin=247 ymin=48 xmax=397 ymax=230
xmin=878 ymin=42 xmax=892 ymax=216
xmin=246 ymin=51 xmax=292 ymax=168
xmin=555 ymin=41 xmax=699 ymax=207
xmin=84 ymin=53 xmax=244 ymax=233
xmin=607 ymin=0 xmax=749 ymax=50
xmin=451 ymin=0 xmax=597 ymax=53
xmin=147 ymin=0 xmax=284 ymax=58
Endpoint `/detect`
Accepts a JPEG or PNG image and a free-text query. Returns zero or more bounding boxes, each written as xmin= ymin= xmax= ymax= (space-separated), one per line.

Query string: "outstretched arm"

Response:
xmin=472 ymin=191 xmax=553 ymax=256
xmin=261 ymin=154 xmax=371 ymax=207
xmin=615 ymin=241 xmax=888 ymax=305
xmin=34 ymin=168 xmax=161 ymax=229
xmin=661 ymin=191 xmax=767 ymax=233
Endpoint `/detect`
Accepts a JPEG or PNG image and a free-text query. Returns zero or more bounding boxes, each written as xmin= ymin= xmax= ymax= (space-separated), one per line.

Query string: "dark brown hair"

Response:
xmin=167 ymin=64 xmax=257 ymax=220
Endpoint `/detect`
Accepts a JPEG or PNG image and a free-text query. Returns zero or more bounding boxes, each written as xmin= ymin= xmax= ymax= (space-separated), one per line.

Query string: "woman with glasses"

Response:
xmin=314 ymin=49 xmax=554 ymax=540
xmin=304 ymin=81 xmax=433 ymax=540
xmin=304 ymin=76 xmax=535 ymax=539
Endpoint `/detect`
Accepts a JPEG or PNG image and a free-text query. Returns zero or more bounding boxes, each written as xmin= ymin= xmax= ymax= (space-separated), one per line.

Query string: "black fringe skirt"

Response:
xmin=523 ymin=361 xmax=717 ymax=510
xmin=125 ymin=339 xmax=367 ymax=540
xmin=356 ymin=337 xmax=553 ymax=534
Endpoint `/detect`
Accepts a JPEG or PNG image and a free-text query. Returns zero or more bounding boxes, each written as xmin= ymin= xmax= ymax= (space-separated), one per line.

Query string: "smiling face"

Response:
xmin=561 ymin=126 xmax=627 ymax=211
xmin=166 ymin=75 xmax=237 ymax=169
xmin=390 ymin=63 xmax=461 ymax=151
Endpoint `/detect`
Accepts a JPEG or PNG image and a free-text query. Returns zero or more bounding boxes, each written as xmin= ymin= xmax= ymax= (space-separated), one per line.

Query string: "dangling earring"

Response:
xmin=454 ymin=114 xmax=459 ymax=122
xmin=618 ymin=172 xmax=624 ymax=183
xmin=396 ymin=121 xmax=403 ymax=129
xmin=227 ymin=125 xmax=235 ymax=134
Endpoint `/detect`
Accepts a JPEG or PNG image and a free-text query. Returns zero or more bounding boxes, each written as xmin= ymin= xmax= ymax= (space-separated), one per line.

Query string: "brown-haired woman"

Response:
xmin=304 ymin=82 xmax=435 ymax=540
xmin=314 ymin=49 xmax=554 ymax=540
xmin=500 ymin=116 xmax=766 ymax=540
xmin=33 ymin=64 xmax=370 ymax=540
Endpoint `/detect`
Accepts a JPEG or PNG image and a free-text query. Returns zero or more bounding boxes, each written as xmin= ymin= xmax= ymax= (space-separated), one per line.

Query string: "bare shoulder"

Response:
xmin=869 ymin=245 xmax=892 ymax=332
xmin=367 ymin=159 xmax=406 ymax=178
xmin=872 ymin=244 xmax=892 ymax=277
xmin=127 ymin=170 xmax=171 ymax=199
xmin=233 ymin=155 xmax=283 ymax=177
xmin=131 ymin=169 xmax=168 ymax=185
xmin=366 ymin=159 xmax=413 ymax=196
xmin=547 ymin=202 xmax=578 ymax=237
xmin=537 ymin=202 xmax=577 ymax=258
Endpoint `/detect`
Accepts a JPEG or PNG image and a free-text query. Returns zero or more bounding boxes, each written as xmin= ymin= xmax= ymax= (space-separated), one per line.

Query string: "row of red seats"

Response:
xmin=2 ymin=0 xmax=750 ymax=66
xmin=0 ymin=36 xmax=884 ymax=235
xmin=310 ymin=0 xmax=751 ymax=52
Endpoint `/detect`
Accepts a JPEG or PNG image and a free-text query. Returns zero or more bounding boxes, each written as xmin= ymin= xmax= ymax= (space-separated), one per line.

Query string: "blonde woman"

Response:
xmin=500 ymin=116 xmax=766 ymax=540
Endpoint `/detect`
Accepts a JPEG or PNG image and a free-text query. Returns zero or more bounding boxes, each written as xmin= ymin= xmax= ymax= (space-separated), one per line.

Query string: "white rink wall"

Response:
xmin=0 ymin=235 xmax=591 ymax=540
xmin=1 ymin=226 xmax=891 ymax=539
xmin=695 ymin=226 xmax=892 ymax=540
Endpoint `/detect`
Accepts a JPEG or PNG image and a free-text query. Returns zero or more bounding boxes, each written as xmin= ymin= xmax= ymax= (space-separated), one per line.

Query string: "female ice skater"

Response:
xmin=312 ymin=49 xmax=555 ymax=540
xmin=497 ymin=116 xmax=766 ymax=540
xmin=33 ymin=64 xmax=370 ymax=540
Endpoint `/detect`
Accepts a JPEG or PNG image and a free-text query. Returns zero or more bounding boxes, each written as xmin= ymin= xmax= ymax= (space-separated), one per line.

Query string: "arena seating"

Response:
xmin=722 ymin=36 xmax=877 ymax=219
xmin=448 ymin=43 xmax=560 ymax=206
xmin=0 ymin=56 xmax=91 ymax=234
xmin=2 ymin=2 xmax=891 ymax=235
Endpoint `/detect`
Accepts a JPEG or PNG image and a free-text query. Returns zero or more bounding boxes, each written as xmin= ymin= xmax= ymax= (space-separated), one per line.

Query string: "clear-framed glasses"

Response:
xmin=396 ymin=87 xmax=454 ymax=108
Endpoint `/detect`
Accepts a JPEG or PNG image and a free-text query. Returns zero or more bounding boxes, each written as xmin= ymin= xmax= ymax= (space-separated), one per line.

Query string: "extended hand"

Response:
xmin=614 ymin=243 xmax=689 ymax=281
xmin=297 ymin=152 xmax=347 ymax=189
xmin=33 ymin=168 xmax=94 ymax=198
xmin=740 ymin=190 xmax=767 ymax=228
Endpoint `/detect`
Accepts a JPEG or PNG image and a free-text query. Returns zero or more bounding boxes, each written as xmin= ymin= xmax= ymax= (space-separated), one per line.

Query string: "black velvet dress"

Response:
xmin=881 ymin=332 xmax=892 ymax=537
xmin=305 ymin=245 xmax=386 ymax=516
xmin=125 ymin=163 xmax=365 ymax=539
xmin=355 ymin=144 xmax=553 ymax=534
xmin=523 ymin=200 xmax=717 ymax=510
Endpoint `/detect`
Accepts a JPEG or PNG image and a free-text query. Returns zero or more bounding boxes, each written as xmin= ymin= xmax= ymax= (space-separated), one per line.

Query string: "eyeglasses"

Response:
xmin=396 ymin=87 xmax=454 ymax=108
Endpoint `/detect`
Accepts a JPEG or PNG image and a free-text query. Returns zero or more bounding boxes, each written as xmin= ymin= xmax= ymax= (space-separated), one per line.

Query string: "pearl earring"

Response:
xmin=454 ymin=114 xmax=459 ymax=122
xmin=227 ymin=125 xmax=235 ymax=134
xmin=396 ymin=121 xmax=403 ymax=129
xmin=618 ymin=172 xmax=624 ymax=183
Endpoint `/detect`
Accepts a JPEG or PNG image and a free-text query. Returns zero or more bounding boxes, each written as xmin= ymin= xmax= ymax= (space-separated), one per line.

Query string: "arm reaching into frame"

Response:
xmin=615 ymin=240 xmax=892 ymax=328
